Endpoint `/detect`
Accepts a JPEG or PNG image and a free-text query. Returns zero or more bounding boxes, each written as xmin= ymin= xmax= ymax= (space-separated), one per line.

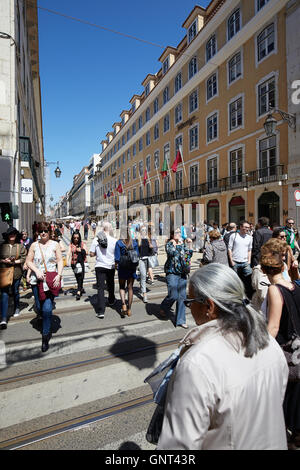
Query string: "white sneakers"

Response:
xmin=0 ymin=321 xmax=7 ymax=330
xmin=13 ymin=309 xmax=20 ymax=317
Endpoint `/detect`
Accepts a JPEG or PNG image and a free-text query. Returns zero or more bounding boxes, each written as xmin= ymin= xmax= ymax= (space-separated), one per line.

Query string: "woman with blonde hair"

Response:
xmin=202 ymin=229 xmax=228 ymax=266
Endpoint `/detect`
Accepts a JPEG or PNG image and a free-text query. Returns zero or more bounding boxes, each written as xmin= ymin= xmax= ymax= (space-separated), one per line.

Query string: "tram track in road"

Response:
xmin=0 ymin=392 xmax=154 ymax=450
xmin=0 ymin=337 xmax=178 ymax=386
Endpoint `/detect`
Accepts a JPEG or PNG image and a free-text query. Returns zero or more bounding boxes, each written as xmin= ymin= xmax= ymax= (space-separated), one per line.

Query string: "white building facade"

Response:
xmin=0 ymin=0 xmax=45 ymax=237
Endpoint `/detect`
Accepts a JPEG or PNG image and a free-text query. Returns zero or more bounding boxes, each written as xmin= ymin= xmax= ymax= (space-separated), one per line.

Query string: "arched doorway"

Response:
xmin=207 ymin=199 xmax=219 ymax=225
xmin=229 ymin=196 xmax=245 ymax=224
xmin=258 ymin=192 xmax=280 ymax=227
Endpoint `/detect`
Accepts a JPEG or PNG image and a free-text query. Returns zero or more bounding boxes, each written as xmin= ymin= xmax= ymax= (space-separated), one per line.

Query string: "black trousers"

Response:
xmin=95 ymin=267 xmax=115 ymax=314
xmin=72 ymin=263 xmax=85 ymax=292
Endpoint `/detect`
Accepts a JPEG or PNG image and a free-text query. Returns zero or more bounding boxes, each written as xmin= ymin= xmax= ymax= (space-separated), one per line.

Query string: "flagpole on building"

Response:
xmin=179 ymin=145 xmax=188 ymax=189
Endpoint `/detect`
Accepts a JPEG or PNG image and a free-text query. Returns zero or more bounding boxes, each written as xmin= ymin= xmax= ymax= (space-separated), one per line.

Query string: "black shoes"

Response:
xmin=41 ymin=334 xmax=51 ymax=353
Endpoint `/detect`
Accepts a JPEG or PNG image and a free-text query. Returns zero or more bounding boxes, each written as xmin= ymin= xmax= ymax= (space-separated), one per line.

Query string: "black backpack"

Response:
xmin=97 ymin=232 xmax=108 ymax=249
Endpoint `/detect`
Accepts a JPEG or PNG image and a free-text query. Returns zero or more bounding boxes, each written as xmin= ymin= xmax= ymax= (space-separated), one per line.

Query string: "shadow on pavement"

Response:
xmin=109 ymin=330 xmax=157 ymax=370
xmin=30 ymin=315 xmax=62 ymax=335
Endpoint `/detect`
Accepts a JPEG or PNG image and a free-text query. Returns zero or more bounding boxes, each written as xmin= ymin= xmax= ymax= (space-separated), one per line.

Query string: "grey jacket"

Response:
xmin=203 ymin=240 xmax=229 ymax=266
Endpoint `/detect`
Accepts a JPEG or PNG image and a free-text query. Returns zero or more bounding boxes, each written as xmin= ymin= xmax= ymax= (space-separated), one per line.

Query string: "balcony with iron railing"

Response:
xmin=111 ymin=164 xmax=286 ymax=209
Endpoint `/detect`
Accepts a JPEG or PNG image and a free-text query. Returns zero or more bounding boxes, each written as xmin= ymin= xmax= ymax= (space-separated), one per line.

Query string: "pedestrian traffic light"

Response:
xmin=0 ymin=202 xmax=13 ymax=224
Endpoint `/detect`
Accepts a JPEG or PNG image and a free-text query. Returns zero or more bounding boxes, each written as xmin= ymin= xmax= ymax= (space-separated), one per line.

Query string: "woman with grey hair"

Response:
xmin=157 ymin=264 xmax=289 ymax=450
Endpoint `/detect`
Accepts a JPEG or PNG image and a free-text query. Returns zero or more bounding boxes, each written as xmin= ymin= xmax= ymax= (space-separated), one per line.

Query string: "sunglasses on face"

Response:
xmin=183 ymin=297 xmax=206 ymax=309
xmin=279 ymin=235 xmax=286 ymax=239
xmin=39 ymin=229 xmax=49 ymax=234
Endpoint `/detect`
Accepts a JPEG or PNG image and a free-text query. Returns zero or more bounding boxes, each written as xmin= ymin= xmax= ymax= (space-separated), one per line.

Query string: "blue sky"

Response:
xmin=38 ymin=0 xmax=211 ymax=204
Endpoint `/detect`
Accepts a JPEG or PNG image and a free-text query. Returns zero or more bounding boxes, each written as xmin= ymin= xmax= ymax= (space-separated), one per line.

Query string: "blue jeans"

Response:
xmin=41 ymin=294 xmax=54 ymax=336
xmin=160 ymin=274 xmax=187 ymax=326
xmin=31 ymin=284 xmax=41 ymax=315
xmin=0 ymin=278 xmax=21 ymax=321
xmin=233 ymin=262 xmax=253 ymax=298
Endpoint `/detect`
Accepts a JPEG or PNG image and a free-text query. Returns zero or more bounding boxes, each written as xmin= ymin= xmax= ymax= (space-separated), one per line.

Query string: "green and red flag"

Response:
xmin=160 ymin=158 xmax=168 ymax=179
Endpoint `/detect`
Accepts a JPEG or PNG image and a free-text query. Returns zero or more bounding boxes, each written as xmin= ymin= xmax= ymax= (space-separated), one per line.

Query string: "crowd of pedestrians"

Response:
xmin=1 ymin=214 xmax=300 ymax=448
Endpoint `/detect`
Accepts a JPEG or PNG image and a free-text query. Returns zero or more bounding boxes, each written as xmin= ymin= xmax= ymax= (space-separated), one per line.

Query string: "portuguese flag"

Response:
xmin=160 ymin=158 xmax=168 ymax=179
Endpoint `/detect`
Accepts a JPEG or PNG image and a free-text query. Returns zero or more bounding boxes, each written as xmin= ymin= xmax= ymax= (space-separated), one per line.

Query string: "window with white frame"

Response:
xmin=207 ymin=113 xmax=218 ymax=142
xmin=190 ymin=165 xmax=198 ymax=190
xmin=163 ymin=86 xmax=169 ymax=105
xmin=229 ymin=97 xmax=243 ymax=130
xmin=123 ymin=172 xmax=126 ymax=184
xmin=257 ymin=0 xmax=270 ymax=11
xmin=207 ymin=73 xmax=218 ymax=101
xmin=139 ymin=137 xmax=143 ymax=152
xmin=189 ymin=56 xmax=197 ymax=79
xmin=188 ymin=20 xmax=197 ymax=43
xmin=145 ymin=107 xmax=150 ymax=122
xmin=164 ymin=114 xmax=170 ymax=133
xmin=164 ymin=143 xmax=170 ymax=163
xmin=139 ymin=160 xmax=143 ymax=177
xmin=118 ymin=156 xmax=121 ymax=168
xmin=154 ymin=150 xmax=160 ymax=170
xmin=259 ymin=135 xmax=277 ymax=177
xmin=155 ymin=179 xmax=160 ymax=195
xmin=175 ymin=103 xmax=183 ymax=124
xmin=127 ymin=168 xmax=131 ymax=182
xmin=127 ymin=149 xmax=131 ymax=161
xmin=133 ymin=164 xmax=137 ymax=179
xmin=146 ymin=131 xmax=151 ymax=146
xmin=154 ymin=123 xmax=159 ymax=141
xmin=189 ymin=125 xmax=199 ymax=151
xmin=122 ymin=135 xmax=125 ymax=146
xmin=228 ymin=52 xmax=242 ymax=84
xmin=206 ymin=35 xmax=217 ymax=61
xmin=145 ymin=83 xmax=150 ymax=97
xmin=207 ymin=157 xmax=218 ymax=189
xmin=122 ymin=153 xmax=126 ymax=165
xmin=153 ymin=98 xmax=159 ymax=114
xmin=146 ymin=182 xmax=151 ymax=198
xmin=176 ymin=170 xmax=183 ymax=192
xmin=258 ymin=76 xmax=276 ymax=116
xmin=227 ymin=9 xmax=240 ymax=40
xmin=138 ymin=115 xmax=143 ymax=129
xmin=132 ymin=143 xmax=136 ymax=157
xmin=174 ymin=72 xmax=182 ymax=94
xmin=132 ymin=122 xmax=136 ymax=136
xmin=146 ymin=155 xmax=151 ymax=172
xmin=128 ymin=191 xmax=131 ymax=203
xmin=175 ymin=135 xmax=182 ymax=156
xmin=230 ymin=148 xmax=243 ymax=184
xmin=163 ymin=57 xmax=169 ymax=74
xmin=164 ymin=175 xmax=170 ymax=193
xmin=257 ymin=23 xmax=275 ymax=62
xmin=189 ymin=89 xmax=198 ymax=113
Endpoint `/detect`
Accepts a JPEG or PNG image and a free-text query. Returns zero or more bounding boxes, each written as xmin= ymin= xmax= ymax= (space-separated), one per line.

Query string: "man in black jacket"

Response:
xmin=251 ymin=217 xmax=272 ymax=267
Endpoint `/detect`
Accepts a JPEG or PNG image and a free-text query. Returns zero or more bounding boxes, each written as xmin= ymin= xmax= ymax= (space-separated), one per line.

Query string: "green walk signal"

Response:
xmin=0 ymin=202 xmax=13 ymax=224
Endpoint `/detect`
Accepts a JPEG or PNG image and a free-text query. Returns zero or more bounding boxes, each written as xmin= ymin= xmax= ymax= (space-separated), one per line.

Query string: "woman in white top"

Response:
xmin=26 ymin=222 xmax=63 ymax=352
xmin=157 ymin=264 xmax=288 ymax=450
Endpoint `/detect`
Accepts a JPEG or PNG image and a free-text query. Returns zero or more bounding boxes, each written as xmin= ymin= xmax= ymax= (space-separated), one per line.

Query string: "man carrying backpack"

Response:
xmin=89 ymin=222 xmax=117 ymax=319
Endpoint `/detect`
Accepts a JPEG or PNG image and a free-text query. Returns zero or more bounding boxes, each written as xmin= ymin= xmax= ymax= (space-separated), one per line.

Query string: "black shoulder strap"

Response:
xmin=277 ymin=284 xmax=300 ymax=336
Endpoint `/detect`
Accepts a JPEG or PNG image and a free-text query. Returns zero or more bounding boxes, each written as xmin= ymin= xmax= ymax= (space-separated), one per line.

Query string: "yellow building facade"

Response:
xmin=96 ymin=0 xmax=291 ymax=227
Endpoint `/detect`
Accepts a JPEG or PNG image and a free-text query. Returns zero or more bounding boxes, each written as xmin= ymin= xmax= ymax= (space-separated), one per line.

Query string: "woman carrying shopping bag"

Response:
xmin=26 ymin=222 xmax=64 ymax=352
xmin=0 ymin=227 xmax=26 ymax=328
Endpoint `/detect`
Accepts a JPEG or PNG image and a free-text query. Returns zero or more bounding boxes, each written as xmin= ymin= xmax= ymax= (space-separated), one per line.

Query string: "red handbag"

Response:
xmin=37 ymin=243 xmax=61 ymax=300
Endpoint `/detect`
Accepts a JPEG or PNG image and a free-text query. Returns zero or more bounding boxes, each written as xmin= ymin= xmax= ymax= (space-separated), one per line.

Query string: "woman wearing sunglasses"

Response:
xmin=159 ymin=229 xmax=193 ymax=329
xmin=26 ymin=222 xmax=63 ymax=352
xmin=272 ymin=227 xmax=299 ymax=281
xmin=157 ymin=264 xmax=289 ymax=449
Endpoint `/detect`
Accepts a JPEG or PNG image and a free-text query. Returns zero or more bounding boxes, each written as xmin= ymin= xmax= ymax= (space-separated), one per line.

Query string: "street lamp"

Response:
xmin=45 ymin=161 xmax=62 ymax=178
xmin=264 ymin=108 xmax=296 ymax=136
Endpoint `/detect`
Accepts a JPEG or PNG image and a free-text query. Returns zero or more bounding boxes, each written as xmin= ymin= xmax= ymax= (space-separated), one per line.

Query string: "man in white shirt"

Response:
xmin=228 ymin=221 xmax=253 ymax=298
xmin=90 ymin=222 xmax=117 ymax=319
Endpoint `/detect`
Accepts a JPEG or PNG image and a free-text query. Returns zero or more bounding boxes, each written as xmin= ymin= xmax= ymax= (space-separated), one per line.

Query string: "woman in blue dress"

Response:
xmin=114 ymin=233 xmax=139 ymax=317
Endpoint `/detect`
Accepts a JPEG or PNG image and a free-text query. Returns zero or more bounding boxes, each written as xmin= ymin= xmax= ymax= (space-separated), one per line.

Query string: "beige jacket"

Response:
xmin=157 ymin=320 xmax=288 ymax=450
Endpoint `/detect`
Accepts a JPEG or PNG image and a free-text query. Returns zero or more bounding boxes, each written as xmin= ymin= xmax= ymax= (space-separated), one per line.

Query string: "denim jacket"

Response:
xmin=164 ymin=241 xmax=193 ymax=275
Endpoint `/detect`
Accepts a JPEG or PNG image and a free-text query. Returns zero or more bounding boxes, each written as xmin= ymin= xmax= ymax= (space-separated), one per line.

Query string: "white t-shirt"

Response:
xmin=228 ymin=232 xmax=253 ymax=263
xmin=90 ymin=234 xmax=117 ymax=269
